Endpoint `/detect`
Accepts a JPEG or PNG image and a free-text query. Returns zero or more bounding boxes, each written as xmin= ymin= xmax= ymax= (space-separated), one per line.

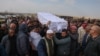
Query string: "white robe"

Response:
xmin=29 ymin=31 xmax=42 ymax=50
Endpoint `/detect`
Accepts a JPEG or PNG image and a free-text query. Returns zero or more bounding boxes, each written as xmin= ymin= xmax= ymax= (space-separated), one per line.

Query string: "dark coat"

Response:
xmin=54 ymin=36 xmax=71 ymax=56
xmin=69 ymin=33 xmax=78 ymax=56
xmin=0 ymin=29 xmax=7 ymax=42
xmin=17 ymin=24 xmax=30 ymax=56
xmin=84 ymin=36 xmax=100 ymax=56
xmin=37 ymin=38 xmax=55 ymax=56
xmin=70 ymin=33 xmax=78 ymax=50
xmin=17 ymin=31 xmax=30 ymax=56
xmin=82 ymin=33 xmax=89 ymax=50
xmin=37 ymin=39 xmax=48 ymax=56
xmin=0 ymin=44 xmax=7 ymax=56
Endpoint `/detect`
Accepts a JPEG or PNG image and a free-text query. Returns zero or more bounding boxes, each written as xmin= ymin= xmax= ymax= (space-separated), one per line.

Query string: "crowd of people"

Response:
xmin=0 ymin=16 xmax=100 ymax=56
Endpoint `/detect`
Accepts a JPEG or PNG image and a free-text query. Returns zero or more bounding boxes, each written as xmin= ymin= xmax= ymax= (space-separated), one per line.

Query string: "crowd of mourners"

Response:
xmin=0 ymin=16 xmax=100 ymax=56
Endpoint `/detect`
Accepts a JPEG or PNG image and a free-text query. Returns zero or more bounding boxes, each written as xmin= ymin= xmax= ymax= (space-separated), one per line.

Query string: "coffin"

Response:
xmin=37 ymin=12 xmax=68 ymax=32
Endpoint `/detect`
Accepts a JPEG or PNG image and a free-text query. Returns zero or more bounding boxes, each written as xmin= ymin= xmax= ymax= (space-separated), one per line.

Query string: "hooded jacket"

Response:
xmin=17 ymin=24 xmax=29 ymax=55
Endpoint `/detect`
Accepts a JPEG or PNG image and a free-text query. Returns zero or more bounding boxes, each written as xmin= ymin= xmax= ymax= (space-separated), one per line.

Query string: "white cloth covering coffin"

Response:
xmin=37 ymin=12 xmax=68 ymax=32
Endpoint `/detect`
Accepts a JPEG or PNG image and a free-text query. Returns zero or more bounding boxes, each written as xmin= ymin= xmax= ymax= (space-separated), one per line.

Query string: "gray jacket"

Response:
xmin=54 ymin=36 xmax=71 ymax=56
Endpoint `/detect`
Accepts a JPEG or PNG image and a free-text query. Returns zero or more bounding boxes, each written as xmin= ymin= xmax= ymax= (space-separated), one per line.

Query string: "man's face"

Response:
xmin=82 ymin=23 xmax=87 ymax=29
xmin=61 ymin=32 xmax=67 ymax=37
xmin=46 ymin=33 xmax=54 ymax=39
xmin=71 ymin=29 xmax=77 ymax=33
xmin=90 ymin=27 xmax=95 ymax=35
xmin=9 ymin=29 xmax=15 ymax=37
xmin=85 ymin=26 xmax=91 ymax=33
xmin=9 ymin=23 xmax=16 ymax=30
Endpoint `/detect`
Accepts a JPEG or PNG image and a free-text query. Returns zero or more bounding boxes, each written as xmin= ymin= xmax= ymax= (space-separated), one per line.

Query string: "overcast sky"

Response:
xmin=0 ymin=0 xmax=100 ymax=18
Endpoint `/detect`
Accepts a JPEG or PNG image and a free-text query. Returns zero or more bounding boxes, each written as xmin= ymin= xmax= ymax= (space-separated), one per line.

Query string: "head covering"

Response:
xmin=19 ymin=24 xmax=28 ymax=33
xmin=46 ymin=30 xmax=54 ymax=34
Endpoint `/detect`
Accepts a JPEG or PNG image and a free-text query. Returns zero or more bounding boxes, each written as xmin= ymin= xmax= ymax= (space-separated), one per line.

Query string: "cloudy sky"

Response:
xmin=0 ymin=0 xmax=100 ymax=18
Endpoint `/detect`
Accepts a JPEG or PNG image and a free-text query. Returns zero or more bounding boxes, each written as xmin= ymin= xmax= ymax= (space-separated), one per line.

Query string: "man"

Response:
xmin=54 ymin=29 xmax=71 ymax=56
xmin=17 ymin=24 xmax=30 ymax=56
xmin=84 ymin=25 xmax=100 ymax=56
xmin=77 ymin=23 xmax=87 ymax=56
xmin=82 ymin=24 xmax=92 ymax=50
xmin=29 ymin=26 xmax=42 ymax=56
xmin=0 ymin=23 xmax=7 ymax=42
xmin=37 ymin=30 xmax=55 ymax=56
xmin=69 ymin=26 xmax=78 ymax=56
xmin=78 ymin=23 xmax=87 ymax=45
xmin=1 ymin=28 xmax=18 ymax=56
xmin=9 ymin=22 xmax=19 ymax=33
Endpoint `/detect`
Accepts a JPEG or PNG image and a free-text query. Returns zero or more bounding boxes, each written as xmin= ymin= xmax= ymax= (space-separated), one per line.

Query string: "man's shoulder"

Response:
xmin=2 ymin=35 xmax=8 ymax=40
xmin=40 ymin=37 xmax=47 ymax=43
xmin=38 ymin=38 xmax=46 ymax=45
xmin=96 ymin=36 xmax=100 ymax=43
xmin=41 ymin=37 xmax=45 ymax=41
xmin=1 ymin=35 xmax=9 ymax=43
